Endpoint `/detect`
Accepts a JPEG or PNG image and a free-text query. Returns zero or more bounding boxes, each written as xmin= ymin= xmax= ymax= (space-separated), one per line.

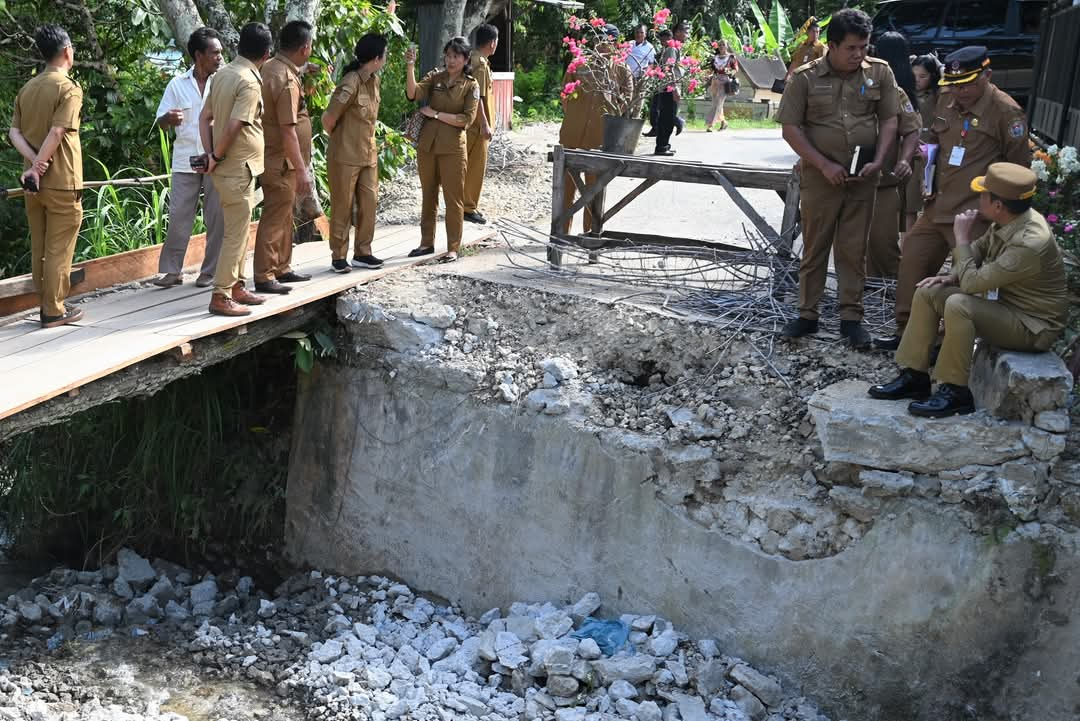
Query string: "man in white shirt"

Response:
xmin=152 ymin=27 xmax=225 ymax=288
xmin=627 ymin=24 xmax=655 ymax=78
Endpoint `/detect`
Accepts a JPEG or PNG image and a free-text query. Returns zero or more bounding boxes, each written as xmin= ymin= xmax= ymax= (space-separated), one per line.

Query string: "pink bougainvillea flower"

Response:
xmin=1049 ymin=190 xmax=1058 ymax=197
xmin=666 ymin=85 xmax=675 ymax=92
xmin=653 ymin=8 xmax=672 ymax=26
xmin=687 ymin=79 xmax=698 ymax=93
xmin=712 ymin=41 xmax=719 ymax=49
xmin=665 ymin=57 xmax=676 ymax=65
xmin=561 ymin=80 xmax=582 ymax=98
xmin=1065 ymin=223 xmax=1076 ymax=233
xmin=744 ymin=45 xmax=753 ymax=53
xmin=590 ymin=17 xmax=606 ymax=27
xmin=1047 ymin=213 xmax=1059 ymax=223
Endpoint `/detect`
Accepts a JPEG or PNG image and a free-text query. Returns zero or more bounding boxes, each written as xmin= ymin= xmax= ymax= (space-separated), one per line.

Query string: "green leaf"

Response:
xmin=769 ymin=3 xmax=793 ymax=50
xmin=749 ymin=0 xmax=778 ymax=54
xmin=719 ymin=18 xmax=743 ymax=52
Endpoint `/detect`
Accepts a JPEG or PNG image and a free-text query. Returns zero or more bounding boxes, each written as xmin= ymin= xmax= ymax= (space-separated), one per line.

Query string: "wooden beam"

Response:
xmin=549 ymin=145 xmax=567 ymax=267
xmin=556 ymin=162 xmax=625 ymax=231
xmin=602 ymin=178 xmax=659 ymax=224
xmin=0 ymin=268 xmax=85 ymax=299
xmin=560 ymin=149 xmax=790 ymax=192
xmin=709 ymin=170 xmax=785 ymax=253
xmin=170 ymin=342 xmax=194 ymax=363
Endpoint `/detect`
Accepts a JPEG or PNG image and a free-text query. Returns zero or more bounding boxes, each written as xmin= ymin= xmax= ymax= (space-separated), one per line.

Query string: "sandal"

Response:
xmin=441 ymin=251 xmax=459 ymax=263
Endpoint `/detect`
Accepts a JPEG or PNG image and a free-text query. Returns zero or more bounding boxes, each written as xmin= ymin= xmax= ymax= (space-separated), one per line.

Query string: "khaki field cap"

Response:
xmin=970 ymin=162 xmax=1038 ymax=200
xmin=940 ymin=46 xmax=990 ymax=86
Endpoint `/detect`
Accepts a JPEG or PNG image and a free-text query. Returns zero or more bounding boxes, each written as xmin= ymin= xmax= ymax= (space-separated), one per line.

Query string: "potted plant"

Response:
xmin=560 ymin=9 xmax=705 ymax=154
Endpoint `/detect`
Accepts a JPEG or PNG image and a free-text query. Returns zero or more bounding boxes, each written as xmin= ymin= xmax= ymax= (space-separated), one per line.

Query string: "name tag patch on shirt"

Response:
xmin=987 ymin=288 xmax=999 ymax=301
xmin=948 ymin=146 xmax=966 ymax=167
xmin=1010 ymin=120 xmax=1026 ymax=137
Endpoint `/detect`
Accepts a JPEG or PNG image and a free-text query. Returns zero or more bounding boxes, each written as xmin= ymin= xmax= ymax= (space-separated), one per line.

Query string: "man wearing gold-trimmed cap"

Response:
xmin=877 ymin=46 xmax=1032 ymax=350
xmin=868 ymin=163 xmax=1068 ymax=418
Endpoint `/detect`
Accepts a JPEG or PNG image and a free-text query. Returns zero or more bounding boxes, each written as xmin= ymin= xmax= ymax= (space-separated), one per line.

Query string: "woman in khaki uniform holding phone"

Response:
xmin=322 ymin=33 xmax=388 ymax=273
xmin=405 ymin=37 xmax=478 ymax=262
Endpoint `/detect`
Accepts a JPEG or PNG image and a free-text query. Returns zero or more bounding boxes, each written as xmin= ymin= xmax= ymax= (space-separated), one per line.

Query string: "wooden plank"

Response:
xmin=0 ymin=268 xmax=85 ymax=299
xmin=555 ymin=162 xmax=624 ymax=235
xmin=549 ymin=145 xmax=566 ymax=267
xmin=0 ymin=225 xmax=496 ymax=421
xmin=561 ymin=149 xmax=790 ymax=191
xmin=709 ymin=170 xmax=784 ymax=253
xmin=601 ymin=178 xmax=659 ymax=224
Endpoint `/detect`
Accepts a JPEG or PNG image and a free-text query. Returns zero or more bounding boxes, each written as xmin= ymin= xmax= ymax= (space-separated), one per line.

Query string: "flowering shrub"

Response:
xmin=560 ymin=8 xmax=705 ymax=118
xmin=1032 ymin=144 xmax=1080 ymax=269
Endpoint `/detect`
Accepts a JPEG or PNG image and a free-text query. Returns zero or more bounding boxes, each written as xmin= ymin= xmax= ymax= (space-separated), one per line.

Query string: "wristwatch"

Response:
xmin=211 ymin=152 xmax=226 ymax=162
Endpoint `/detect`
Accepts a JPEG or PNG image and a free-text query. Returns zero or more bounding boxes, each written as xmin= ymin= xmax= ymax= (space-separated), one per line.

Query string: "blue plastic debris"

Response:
xmin=571 ymin=617 xmax=630 ymax=656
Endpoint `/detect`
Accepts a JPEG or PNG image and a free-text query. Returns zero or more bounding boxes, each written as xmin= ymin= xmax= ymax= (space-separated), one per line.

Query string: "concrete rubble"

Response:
xmin=0 ymin=548 xmax=833 ymax=721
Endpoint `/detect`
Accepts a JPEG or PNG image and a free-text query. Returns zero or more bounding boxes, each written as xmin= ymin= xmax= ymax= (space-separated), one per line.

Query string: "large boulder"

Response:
xmin=970 ymin=345 xmax=1073 ymax=422
xmin=809 ymin=381 xmax=1030 ymax=473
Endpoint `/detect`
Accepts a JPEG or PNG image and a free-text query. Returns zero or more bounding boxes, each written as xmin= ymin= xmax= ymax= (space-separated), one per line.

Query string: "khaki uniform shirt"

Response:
xmin=558 ymin=59 xmax=632 ymax=149
xmin=325 ymin=68 xmax=380 ymax=168
xmin=207 ymin=56 xmax=264 ymax=177
xmin=776 ymin=56 xmax=901 ymax=194
xmin=468 ymin=51 xmax=494 ymax=133
xmin=916 ymin=88 xmax=938 ymax=143
xmin=927 ymin=83 xmax=1030 ymax=223
xmin=413 ymin=69 xmax=478 ymax=154
xmin=953 ymin=209 xmax=1068 ymax=335
xmin=787 ymin=40 xmax=826 ymax=75
xmin=880 ymin=89 xmax=922 ymax=188
xmin=261 ymin=54 xmax=312 ymax=172
xmin=11 ymin=68 xmax=83 ymax=190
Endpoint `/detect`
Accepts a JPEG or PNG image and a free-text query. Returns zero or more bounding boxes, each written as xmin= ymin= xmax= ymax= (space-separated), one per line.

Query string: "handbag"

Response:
xmin=725 ymin=77 xmax=740 ymax=96
xmin=403 ymin=110 xmax=427 ymax=147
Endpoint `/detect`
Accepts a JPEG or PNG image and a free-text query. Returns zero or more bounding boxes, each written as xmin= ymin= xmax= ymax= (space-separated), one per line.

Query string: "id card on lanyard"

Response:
xmin=948 ymin=118 xmax=970 ymax=167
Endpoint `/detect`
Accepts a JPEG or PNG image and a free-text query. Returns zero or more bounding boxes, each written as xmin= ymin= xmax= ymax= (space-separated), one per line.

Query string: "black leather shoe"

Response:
xmin=254 ymin=280 xmax=292 ymax=294
xmin=781 ymin=317 xmax=818 ymax=338
xmin=868 ymin=368 xmax=931 ymax=401
xmin=908 ymin=383 xmax=975 ymax=418
xmin=642 ymin=129 xmax=657 ymax=137
xmin=463 ymin=211 xmax=487 ymax=224
xmin=408 ymin=246 xmax=435 ymax=258
xmin=874 ymin=334 xmax=901 ymax=351
xmin=277 ymin=271 xmax=311 ymax=283
xmin=840 ymin=320 xmax=871 ymax=350
xmin=654 ymin=147 xmax=675 ymax=156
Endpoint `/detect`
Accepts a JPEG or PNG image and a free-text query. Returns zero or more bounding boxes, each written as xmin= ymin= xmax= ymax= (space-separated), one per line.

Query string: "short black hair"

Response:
xmin=912 ymin=54 xmax=942 ymax=87
xmin=342 ymin=33 xmax=388 ymax=74
xmin=658 ymin=29 xmax=673 ymax=39
xmin=237 ymin=22 xmax=273 ymax=60
xmin=34 ymin=25 xmax=71 ymax=62
xmin=474 ymin=23 xmax=498 ymax=47
xmin=187 ymin=27 xmax=221 ymax=59
xmin=827 ymin=9 xmax=873 ymax=44
xmin=989 ymin=192 xmax=1032 ymax=215
xmin=444 ymin=35 xmax=472 ymax=75
xmin=279 ymin=20 xmax=313 ymax=52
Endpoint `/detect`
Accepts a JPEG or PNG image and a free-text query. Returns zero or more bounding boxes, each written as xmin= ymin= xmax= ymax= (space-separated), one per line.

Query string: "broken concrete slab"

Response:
xmin=809 ymin=381 xmax=1030 ymax=473
xmin=969 ymin=345 xmax=1073 ymax=422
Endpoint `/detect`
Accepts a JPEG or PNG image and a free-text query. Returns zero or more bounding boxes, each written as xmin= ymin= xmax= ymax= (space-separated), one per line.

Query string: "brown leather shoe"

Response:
xmin=208 ymin=293 xmax=251 ymax=316
xmin=152 ymin=273 xmax=183 ymax=288
xmin=232 ymin=282 xmax=266 ymax=305
xmin=254 ymin=279 xmax=292 ymax=294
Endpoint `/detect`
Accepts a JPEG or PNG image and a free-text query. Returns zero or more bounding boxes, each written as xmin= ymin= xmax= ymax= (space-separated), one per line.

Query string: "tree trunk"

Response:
xmin=195 ymin=0 xmax=240 ymax=55
xmin=154 ymin=0 xmax=204 ymax=56
xmin=285 ymin=0 xmax=321 ymax=24
xmin=461 ymin=0 xmax=501 ymax=40
xmin=441 ymin=0 xmax=467 ymax=49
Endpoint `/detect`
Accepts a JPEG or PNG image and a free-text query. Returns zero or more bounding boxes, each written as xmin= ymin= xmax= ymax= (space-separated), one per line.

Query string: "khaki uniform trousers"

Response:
xmin=211 ymin=171 xmax=256 ymax=297
xmin=897 ymin=286 xmax=1057 ymax=387
xmin=866 ymin=183 xmax=902 ymax=280
xmin=26 ymin=188 xmax=82 ymax=318
xmin=328 ymin=161 xmax=378 ymax=260
xmin=797 ymin=181 xmax=876 ymax=321
xmin=254 ymin=167 xmax=296 ymax=283
xmin=894 ymin=210 xmax=989 ymax=332
xmin=417 ymin=149 xmax=466 ymax=252
xmin=463 ymin=128 xmax=489 ymax=214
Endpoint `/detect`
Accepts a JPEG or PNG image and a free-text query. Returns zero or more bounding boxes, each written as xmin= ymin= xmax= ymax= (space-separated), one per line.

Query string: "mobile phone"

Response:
xmin=21 ymin=175 xmax=39 ymax=192
xmin=190 ymin=154 xmax=209 ymax=172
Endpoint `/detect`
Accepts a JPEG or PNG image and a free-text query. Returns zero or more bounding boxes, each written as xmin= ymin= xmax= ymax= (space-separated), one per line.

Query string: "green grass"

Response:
xmin=682 ymin=116 xmax=778 ymax=130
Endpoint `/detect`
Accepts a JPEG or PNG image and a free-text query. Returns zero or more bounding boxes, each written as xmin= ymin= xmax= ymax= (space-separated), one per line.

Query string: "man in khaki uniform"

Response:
xmin=253 ymin=20 xmax=315 ymax=295
xmin=557 ymin=24 xmax=632 ymax=233
xmin=463 ymin=24 xmax=498 ymax=225
xmin=199 ymin=22 xmax=274 ymax=317
xmin=866 ymin=87 xmax=921 ymax=279
xmin=869 ymin=163 xmax=1068 ymax=417
xmin=777 ymin=9 xmax=900 ymax=348
xmin=877 ymin=46 xmax=1031 ymax=349
xmin=8 ymin=25 xmax=85 ymax=328
xmin=784 ymin=18 xmax=826 ymax=82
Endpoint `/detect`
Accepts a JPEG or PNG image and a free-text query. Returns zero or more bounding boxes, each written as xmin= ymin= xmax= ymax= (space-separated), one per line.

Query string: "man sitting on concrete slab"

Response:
xmin=868 ymin=162 xmax=1068 ymax=418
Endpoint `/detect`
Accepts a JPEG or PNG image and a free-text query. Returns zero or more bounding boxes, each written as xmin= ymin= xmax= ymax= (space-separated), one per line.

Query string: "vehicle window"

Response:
xmin=940 ymin=0 xmax=1009 ymax=36
xmin=1020 ymin=0 xmax=1047 ymax=34
xmin=875 ymin=2 xmax=942 ymax=38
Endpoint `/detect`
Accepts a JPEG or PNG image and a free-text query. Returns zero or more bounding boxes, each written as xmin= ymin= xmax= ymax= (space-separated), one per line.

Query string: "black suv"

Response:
xmin=871 ymin=0 xmax=1047 ymax=103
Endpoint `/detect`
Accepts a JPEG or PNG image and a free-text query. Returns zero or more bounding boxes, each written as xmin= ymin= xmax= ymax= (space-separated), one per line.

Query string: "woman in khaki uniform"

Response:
xmin=323 ymin=33 xmax=388 ymax=273
xmin=904 ymin=55 xmax=941 ymax=231
xmin=405 ymin=37 xmax=478 ymax=262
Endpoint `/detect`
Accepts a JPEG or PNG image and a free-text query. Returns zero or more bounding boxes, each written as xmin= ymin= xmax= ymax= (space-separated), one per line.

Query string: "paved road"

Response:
xmin=603 ymin=127 xmax=798 ymax=246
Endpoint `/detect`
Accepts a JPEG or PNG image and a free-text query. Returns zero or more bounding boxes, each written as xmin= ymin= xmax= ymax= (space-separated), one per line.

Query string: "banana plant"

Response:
xmin=768 ymin=2 xmax=794 ymax=52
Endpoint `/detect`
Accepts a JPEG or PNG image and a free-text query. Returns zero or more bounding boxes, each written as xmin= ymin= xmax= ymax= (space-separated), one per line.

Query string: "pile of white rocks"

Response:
xmin=1 ymin=551 xmax=837 ymax=721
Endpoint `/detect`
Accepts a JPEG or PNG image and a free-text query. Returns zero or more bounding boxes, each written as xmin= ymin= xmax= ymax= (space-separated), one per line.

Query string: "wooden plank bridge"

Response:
xmin=0 ymin=224 xmax=495 ymax=427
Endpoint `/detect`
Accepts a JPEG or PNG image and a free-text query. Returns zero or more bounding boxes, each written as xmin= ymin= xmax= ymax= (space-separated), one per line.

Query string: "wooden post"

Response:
xmin=549 ymin=145 xmax=566 ymax=268
xmin=778 ymin=170 xmax=801 ymax=258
